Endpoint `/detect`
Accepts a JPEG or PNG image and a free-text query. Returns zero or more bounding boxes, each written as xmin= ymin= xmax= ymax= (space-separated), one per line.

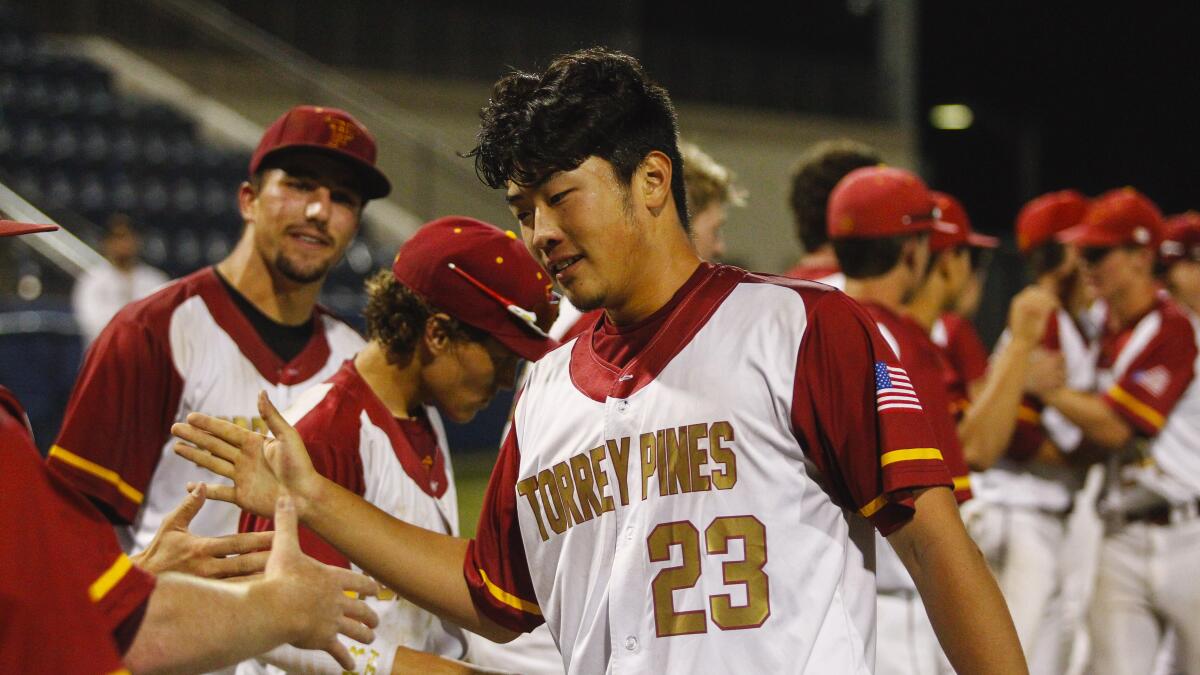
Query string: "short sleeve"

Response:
xmin=463 ymin=426 xmax=543 ymax=634
xmin=47 ymin=311 xmax=184 ymax=524
xmin=1102 ymin=316 xmax=1198 ymax=436
xmin=791 ymin=293 xmax=952 ymax=536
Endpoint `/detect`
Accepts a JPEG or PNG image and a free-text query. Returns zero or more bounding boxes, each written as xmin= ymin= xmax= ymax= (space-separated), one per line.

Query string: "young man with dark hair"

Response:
xmin=47 ymin=105 xmax=384 ymax=557
xmin=174 ymin=48 xmax=1024 ymax=674
xmin=785 ymin=138 xmax=881 ymax=283
xmin=1 ymin=219 xmax=380 ymax=675
xmin=1031 ymin=188 xmax=1200 ymax=675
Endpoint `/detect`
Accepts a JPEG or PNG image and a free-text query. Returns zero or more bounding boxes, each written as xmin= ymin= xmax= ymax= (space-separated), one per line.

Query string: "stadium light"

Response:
xmin=929 ymin=104 xmax=974 ymax=130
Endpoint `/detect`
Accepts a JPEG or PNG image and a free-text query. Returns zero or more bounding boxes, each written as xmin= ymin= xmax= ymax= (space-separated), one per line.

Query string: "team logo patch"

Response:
xmin=875 ymin=362 xmax=922 ymax=412
xmin=1132 ymin=365 xmax=1170 ymax=398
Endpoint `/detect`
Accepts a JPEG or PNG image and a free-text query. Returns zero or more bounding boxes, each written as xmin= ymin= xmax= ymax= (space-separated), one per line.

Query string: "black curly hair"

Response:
xmin=467 ymin=47 xmax=689 ymax=230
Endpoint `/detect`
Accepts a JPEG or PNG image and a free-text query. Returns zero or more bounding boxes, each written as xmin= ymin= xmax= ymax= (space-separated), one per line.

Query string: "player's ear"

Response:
xmin=423 ymin=314 xmax=452 ymax=356
xmin=637 ymin=151 xmax=673 ymax=217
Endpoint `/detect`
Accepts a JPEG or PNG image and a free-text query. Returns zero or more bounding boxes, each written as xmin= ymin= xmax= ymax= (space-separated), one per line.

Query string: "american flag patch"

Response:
xmin=875 ymin=362 xmax=922 ymax=412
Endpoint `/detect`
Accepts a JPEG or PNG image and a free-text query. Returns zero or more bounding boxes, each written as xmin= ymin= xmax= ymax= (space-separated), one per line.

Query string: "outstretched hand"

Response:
xmin=265 ymin=495 xmax=380 ymax=670
xmin=131 ymin=483 xmax=272 ymax=578
xmin=172 ymin=391 xmax=323 ymax=518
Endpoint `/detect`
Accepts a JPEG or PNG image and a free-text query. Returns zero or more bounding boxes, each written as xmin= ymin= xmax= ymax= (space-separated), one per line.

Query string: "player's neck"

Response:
xmin=217 ymin=237 xmax=322 ymax=326
xmin=796 ymin=246 xmax=837 ymax=270
xmin=845 ymin=273 xmax=911 ymax=317
xmin=904 ymin=279 xmax=945 ymax=330
xmin=1108 ymin=277 xmax=1158 ymax=327
xmin=604 ymin=233 xmax=703 ymax=327
xmin=355 ymin=342 xmax=420 ymax=418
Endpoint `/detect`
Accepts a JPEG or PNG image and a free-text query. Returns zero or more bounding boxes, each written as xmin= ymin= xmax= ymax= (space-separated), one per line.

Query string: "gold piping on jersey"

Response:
xmin=859 ymin=494 xmax=888 ymax=518
xmin=89 ymin=554 xmax=133 ymax=602
xmin=1107 ymin=384 xmax=1166 ymax=430
xmin=879 ymin=447 xmax=943 ymax=467
xmin=49 ymin=445 xmax=145 ymax=504
xmin=478 ymin=568 xmax=542 ymax=616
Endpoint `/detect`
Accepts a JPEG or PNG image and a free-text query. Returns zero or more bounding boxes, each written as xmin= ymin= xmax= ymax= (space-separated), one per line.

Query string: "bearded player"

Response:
xmin=173 ymin=47 xmax=1024 ymax=674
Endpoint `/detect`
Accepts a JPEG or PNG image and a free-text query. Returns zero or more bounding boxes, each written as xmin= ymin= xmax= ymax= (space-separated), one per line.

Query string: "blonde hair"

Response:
xmin=680 ymin=141 xmax=745 ymax=220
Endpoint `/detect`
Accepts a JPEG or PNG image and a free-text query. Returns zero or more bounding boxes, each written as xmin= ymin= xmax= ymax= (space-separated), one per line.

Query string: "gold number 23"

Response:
xmin=646 ymin=515 xmax=770 ymax=637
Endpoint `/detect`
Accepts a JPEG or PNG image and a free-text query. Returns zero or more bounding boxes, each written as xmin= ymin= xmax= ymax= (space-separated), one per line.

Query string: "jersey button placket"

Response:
xmin=623 ymin=635 xmax=639 ymax=652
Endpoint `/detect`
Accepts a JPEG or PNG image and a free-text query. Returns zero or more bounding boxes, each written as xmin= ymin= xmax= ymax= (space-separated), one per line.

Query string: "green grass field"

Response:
xmin=453 ymin=450 xmax=499 ymax=538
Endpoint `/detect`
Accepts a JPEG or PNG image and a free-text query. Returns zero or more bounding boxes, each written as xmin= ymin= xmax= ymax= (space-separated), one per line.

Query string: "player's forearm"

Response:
xmin=888 ymin=488 xmax=1028 ymax=675
xmin=959 ymin=338 xmax=1036 ymax=470
xmin=300 ymin=477 xmax=518 ymax=643
xmin=124 ymin=573 xmax=297 ymax=675
xmin=1041 ymin=388 xmax=1132 ymax=449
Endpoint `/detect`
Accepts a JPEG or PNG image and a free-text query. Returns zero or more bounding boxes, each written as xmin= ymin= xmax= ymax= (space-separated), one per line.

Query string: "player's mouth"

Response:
xmin=286 ymin=228 xmax=333 ymax=250
xmin=549 ymin=254 xmax=584 ymax=281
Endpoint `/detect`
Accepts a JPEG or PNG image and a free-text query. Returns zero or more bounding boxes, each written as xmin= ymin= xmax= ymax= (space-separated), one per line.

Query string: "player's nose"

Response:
xmin=304 ymin=187 xmax=333 ymax=223
xmin=529 ymin=207 xmax=564 ymax=257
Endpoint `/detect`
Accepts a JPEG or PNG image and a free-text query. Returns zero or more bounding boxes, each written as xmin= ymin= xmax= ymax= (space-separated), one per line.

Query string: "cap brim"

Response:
xmin=259 ymin=145 xmax=391 ymax=200
xmin=967 ymin=232 xmax=999 ymax=248
xmin=1057 ymin=223 xmax=1127 ymax=247
xmin=493 ymin=330 xmax=560 ymax=362
xmin=0 ymin=220 xmax=59 ymax=237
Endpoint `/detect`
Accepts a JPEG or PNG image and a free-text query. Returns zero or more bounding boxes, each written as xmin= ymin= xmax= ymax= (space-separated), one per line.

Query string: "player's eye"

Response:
xmin=548 ymin=189 xmax=572 ymax=206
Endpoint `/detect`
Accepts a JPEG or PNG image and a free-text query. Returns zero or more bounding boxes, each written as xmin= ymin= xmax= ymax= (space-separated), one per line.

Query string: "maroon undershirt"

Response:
xmin=589 ymin=263 xmax=713 ymax=369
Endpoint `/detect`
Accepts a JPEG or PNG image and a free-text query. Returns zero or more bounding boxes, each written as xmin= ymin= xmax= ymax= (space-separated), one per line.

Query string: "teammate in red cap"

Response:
xmin=1031 ymin=188 xmax=1200 ymax=674
xmin=828 ymin=167 xmax=1030 ymax=674
xmin=46 ymin=105 xmax=385 ymax=567
xmin=172 ymin=48 xmax=1023 ymax=674
xmin=234 ymin=216 xmax=556 ymax=674
xmin=1158 ymin=211 xmax=1200 ymax=315
xmin=906 ymin=190 xmax=998 ymax=418
xmin=1 ymin=220 xmax=381 ymax=674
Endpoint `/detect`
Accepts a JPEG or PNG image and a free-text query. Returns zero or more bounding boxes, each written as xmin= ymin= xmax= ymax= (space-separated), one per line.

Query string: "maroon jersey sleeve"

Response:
xmin=47 ymin=304 xmax=184 ymax=524
xmin=1102 ymin=310 xmax=1198 ymax=436
xmin=240 ymin=400 xmax=366 ymax=569
xmin=1 ymin=389 xmax=155 ymax=672
xmin=791 ymin=293 xmax=953 ymax=535
xmin=942 ymin=313 xmax=989 ymax=387
xmin=463 ymin=425 xmax=543 ymax=634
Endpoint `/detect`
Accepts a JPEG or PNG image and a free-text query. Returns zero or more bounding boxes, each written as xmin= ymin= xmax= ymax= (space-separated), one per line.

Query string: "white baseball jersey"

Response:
xmin=239 ymin=359 xmax=466 ymax=675
xmin=972 ymin=308 xmax=1095 ymax=512
xmin=1092 ymin=295 xmax=1200 ymax=504
xmin=464 ymin=264 xmax=953 ymax=674
xmin=47 ymin=267 xmax=364 ymax=551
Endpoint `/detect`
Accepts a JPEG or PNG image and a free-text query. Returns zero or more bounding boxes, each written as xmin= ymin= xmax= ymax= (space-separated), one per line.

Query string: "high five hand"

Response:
xmin=172 ymin=391 xmax=324 ymax=518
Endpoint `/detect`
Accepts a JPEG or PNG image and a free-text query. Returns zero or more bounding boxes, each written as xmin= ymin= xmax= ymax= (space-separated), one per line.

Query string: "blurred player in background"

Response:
xmin=238 ymin=216 xmax=557 ymax=675
xmin=1 ymin=219 xmax=380 ymax=675
xmin=1031 ymin=188 xmax=1200 ymax=675
xmin=680 ymin=140 xmax=743 ymax=262
xmin=1159 ymin=211 xmax=1200 ymax=316
xmin=173 ymin=48 xmax=1025 ymax=674
xmin=46 ymin=105 xmax=385 ymax=558
xmin=785 ymin=138 xmax=881 ymax=285
xmin=963 ymin=189 xmax=1094 ymax=674
xmin=72 ymin=212 xmax=169 ymax=346
xmin=905 ymin=191 xmax=997 ymax=414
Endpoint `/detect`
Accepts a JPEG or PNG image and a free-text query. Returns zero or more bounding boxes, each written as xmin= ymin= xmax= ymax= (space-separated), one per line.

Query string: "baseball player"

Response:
xmin=1029 ymin=188 xmax=1200 ymax=675
xmin=827 ymin=168 xmax=997 ymax=675
xmin=784 ymin=138 xmax=881 ymax=284
xmin=46 ymin=105 xmax=383 ymax=555
xmin=906 ymin=190 xmax=998 ymax=416
xmin=965 ymin=189 xmax=1096 ymax=675
xmin=1159 ymin=211 xmax=1200 ymax=315
xmin=173 ymin=47 xmax=1025 ymax=674
xmin=236 ymin=216 xmax=557 ymax=675
xmin=0 ymin=219 xmax=380 ymax=675
xmin=680 ymin=141 xmax=743 ymax=262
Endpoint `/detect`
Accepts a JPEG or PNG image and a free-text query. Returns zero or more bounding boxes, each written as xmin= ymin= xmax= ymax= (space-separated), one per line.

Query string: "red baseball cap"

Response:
xmin=929 ymin=191 xmax=999 ymax=253
xmin=250 ymin=105 xmax=391 ymax=200
xmin=1160 ymin=211 xmax=1200 ymax=267
xmin=392 ymin=216 xmax=558 ymax=361
xmin=827 ymin=166 xmax=958 ymax=239
xmin=1015 ymin=189 xmax=1089 ymax=254
xmin=1058 ymin=187 xmax=1163 ymax=249
xmin=0 ymin=220 xmax=58 ymax=237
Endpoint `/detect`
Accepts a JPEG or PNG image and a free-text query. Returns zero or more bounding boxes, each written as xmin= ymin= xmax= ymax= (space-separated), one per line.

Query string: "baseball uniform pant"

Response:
xmin=1088 ymin=516 xmax=1200 ymax=675
xmin=967 ymin=503 xmax=1070 ymax=675
xmin=876 ymin=591 xmax=948 ymax=675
